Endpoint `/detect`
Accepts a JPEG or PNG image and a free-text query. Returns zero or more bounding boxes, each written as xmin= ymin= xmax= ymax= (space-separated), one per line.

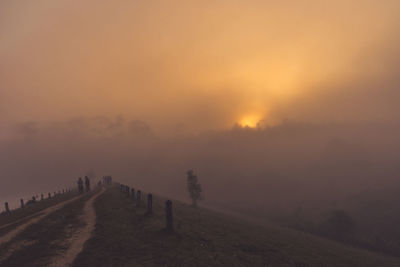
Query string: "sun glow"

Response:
xmin=238 ymin=114 xmax=262 ymax=128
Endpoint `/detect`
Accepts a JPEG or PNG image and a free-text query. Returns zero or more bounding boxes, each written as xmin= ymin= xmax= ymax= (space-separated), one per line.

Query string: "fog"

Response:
xmin=1 ymin=1 xmax=400 ymax=249
xmin=1 ymin=117 xmax=400 ymax=215
xmin=1 ymin=1 xmax=400 ymax=130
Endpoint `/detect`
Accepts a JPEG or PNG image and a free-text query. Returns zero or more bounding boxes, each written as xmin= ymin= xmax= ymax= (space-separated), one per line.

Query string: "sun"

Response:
xmin=238 ymin=114 xmax=261 ymax=128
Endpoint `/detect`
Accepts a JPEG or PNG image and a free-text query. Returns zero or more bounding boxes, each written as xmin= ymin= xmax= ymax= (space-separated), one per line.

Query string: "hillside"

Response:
xmin=1 ymin=185 xmax=400 ymax=266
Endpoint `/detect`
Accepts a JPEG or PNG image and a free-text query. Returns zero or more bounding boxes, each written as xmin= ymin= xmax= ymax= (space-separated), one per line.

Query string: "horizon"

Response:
xmin=1 ymin=1 xmax=400 ymax=265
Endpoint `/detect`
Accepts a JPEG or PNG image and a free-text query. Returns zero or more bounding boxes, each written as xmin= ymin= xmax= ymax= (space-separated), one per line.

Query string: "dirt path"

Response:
xmin=47 ymin=188 xmax=105 ymax=267
xmin=0 ymin=213 xmax=42 ymax=231
xmin=0 ymin=194 xmax=85 ymax=246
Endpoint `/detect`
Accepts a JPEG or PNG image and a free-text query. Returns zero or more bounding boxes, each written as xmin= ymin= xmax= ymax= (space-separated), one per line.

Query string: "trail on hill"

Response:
xmin=0 ymin=194 xmax=84 ymax=247
xmin=47 ymin=187 xmax=105 ymax=267
xmin=0 ymin=213 xmax=42 ymax=231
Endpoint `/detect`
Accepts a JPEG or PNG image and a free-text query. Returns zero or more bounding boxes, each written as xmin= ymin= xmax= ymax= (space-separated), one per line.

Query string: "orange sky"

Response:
xmin=1 ymin=0 xmax=399 ymax=132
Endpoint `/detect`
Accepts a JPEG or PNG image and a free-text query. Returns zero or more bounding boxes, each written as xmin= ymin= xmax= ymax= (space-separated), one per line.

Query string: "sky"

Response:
xmin=1 ymin=1 xmax=400 ymax=212
xmin=1 ymin=0 xmax=399 ymax=133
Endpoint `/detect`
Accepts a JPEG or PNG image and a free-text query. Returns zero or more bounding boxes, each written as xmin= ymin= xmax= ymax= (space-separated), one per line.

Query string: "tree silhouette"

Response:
xmin=326 ymin=209 xmax=355 ymax=235
xmin=187 ymin=170 xmax=202 ymax=207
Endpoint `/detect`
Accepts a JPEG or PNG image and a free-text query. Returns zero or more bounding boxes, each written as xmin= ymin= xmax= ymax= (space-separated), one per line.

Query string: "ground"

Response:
xmin=1 ymin=185 xmax=400 ymax=267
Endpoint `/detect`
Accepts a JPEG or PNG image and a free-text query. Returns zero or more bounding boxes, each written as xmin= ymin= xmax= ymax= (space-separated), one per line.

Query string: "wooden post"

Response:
xmin=131 ymin=188 xmax=135 ymax=200
xmin=136 ymin=190 xmax=142 ymax=205
xmin=147 ymin=194 xmax=153 ymax=214
xmin=20 ymin=199 xmax=24 ymax=208
xmin=5 ymin=202 xmax=10 ymax=213
xmin=166 ymin=200 xmax=173 ymax=231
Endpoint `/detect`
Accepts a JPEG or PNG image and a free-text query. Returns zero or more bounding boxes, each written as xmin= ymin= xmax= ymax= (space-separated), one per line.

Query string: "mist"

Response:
xmin=1 ymin=1 xmax=400 ymax=129
xmin=1 ymin=0 xmax=400 ymax=258
xmin=1 ymin=117 xmax=400 ymax=214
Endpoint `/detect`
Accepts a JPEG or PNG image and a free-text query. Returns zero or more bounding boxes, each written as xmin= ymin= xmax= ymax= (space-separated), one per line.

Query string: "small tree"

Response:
xmin=187 ymin=170 xmax=202 ymax=207
xmin=326 ymin=209 xmax=355 ymax=236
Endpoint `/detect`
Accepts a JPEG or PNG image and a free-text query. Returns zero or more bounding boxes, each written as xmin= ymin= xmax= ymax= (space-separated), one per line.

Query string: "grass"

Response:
xmin=0 ymin=191 xmax=78 ymax=228
xmin=0 ymin=191 xmax=95 ymax=267
xmin=73 ymin=186 xmax=400 ymax=267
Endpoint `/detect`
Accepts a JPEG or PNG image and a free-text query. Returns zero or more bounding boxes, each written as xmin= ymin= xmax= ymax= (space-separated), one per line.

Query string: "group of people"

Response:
xmin=77 ymin=176 xmax=91 ymax=194
xmin=77 ymin=175 xmax=113 ymax=193
xmin=102 ymin=176 xmax=112 ymax=185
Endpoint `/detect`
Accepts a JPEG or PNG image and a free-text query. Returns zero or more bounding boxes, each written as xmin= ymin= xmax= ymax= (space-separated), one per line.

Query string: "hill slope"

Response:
xmin=74 ymin=186 xmax=400 ymax=267
xmin=1 ymin=186 xmax=400 ymax=266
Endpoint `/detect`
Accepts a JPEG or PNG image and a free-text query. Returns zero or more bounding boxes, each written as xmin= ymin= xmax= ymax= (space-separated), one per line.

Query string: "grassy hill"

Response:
xmin=0 ymin=191 xmax=78 ymax=237
xmin=0 ymin=192 xmax=93 ymax=267
xmin=73 ymin=186 xmax=400 ymax=267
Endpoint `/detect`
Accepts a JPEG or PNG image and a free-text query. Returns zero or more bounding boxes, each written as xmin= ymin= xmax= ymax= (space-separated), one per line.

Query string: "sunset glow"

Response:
xmin=0 ymin=1 xmax=399 ymax=131
xmin=239 ymin=114 xmax=262 ymax=128
xmin=1 ymin=1 xmax=400 ymax=265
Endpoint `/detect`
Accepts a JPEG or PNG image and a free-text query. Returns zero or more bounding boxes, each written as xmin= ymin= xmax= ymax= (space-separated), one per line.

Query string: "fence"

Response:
xmin=1 ymin=187 xmax=75 ymax=214
xmin=118 ymin=183 xmax=174 ymax=232
xmin=2 ymin=179 xmax=175 ymax=233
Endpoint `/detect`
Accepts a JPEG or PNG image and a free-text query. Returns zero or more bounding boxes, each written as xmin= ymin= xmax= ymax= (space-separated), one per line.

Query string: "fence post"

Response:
xmin=131 ymin=188 xmax=135 ymax=200
xmin=147 ymin=194 xmax=153 ymax=214
xmin=166 ymin=200 xmax=173 ymax=232
xmin=5 ymin=202 xmax=10 ymax=213
xmin=136 ymin=190 xmax=142 ymax=206
xmin=20 ymin=199 xmax=24 ymax=208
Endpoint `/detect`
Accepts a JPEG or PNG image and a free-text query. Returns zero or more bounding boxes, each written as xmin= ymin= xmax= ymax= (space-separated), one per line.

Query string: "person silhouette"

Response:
xmin=85 ymin=176 xmax=91 ymax=192
xmin=77 ymin=177 xmax=84 ymax=194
